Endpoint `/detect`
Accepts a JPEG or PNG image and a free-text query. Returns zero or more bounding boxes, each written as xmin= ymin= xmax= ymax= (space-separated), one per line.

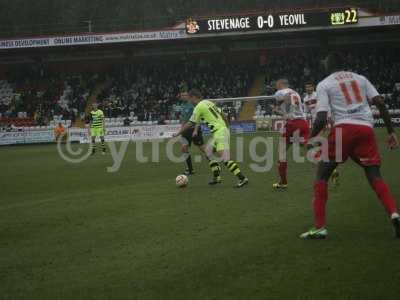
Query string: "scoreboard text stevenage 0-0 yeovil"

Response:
xmin=187 ymin=8 xmax=358 ymax=34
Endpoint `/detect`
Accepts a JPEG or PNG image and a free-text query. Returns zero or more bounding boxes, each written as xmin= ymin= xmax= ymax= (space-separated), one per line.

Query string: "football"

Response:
xmin=176 ymin=174 xmax=189 ymax=188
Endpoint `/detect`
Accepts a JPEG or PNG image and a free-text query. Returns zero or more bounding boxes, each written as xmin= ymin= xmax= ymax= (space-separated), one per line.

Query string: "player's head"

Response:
xmin=58 ymin=122 xmax=62 ymax=127
xmin=187 ymin=89 xmax=203 ymax=104
xmin=92 ymin=102 xmax=98 ymax=110
xmin=323 ymin=52 xmax=346 ymax=73
xmin=305 ymin=82 xmax=315 ymax=94
xmin=179 ymin=91 xmax=190 ymax=101
xmin=276 ymin=79 xmax=289 ymax=91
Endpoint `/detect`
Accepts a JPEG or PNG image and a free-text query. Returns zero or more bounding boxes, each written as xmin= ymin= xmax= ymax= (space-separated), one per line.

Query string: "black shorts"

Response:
xmin=181 ymin=127 xmax=204 ymax=147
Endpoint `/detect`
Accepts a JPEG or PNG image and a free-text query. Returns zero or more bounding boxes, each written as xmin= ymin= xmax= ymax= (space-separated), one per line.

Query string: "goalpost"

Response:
xmin=205 ymin=95 xmax=276 ymax=103
xmin=205 ymin=95 xmax=281 ymax=131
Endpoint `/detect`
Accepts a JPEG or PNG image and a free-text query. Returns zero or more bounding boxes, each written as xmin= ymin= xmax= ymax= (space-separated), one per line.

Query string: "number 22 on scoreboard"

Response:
xmin=345 ymin=8 xmax=358 ymax=23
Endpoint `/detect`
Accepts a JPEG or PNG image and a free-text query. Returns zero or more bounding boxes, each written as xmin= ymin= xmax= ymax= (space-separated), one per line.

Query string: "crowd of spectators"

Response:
xmin=258 ymin=47 xmax=400 ymax=115
xmin=0 ymin=66 xmax=98 ymax=126
xmin=262 ymin=48 xmax=399 ymax=96
xmin=97 ymin=60 xmax=253 ymax=123
xmin=1 ymin=46 xmax=400 ymax=128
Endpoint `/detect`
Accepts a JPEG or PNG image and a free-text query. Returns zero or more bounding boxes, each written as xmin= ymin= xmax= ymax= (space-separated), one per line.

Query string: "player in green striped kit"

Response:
xmin=174 ymin=89 xmax=249 ymax=188
xmin=89 ymin=102 xmax=106 ymax=155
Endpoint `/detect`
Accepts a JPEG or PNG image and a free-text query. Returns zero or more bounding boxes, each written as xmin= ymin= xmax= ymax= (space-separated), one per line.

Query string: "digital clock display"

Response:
xmin=186 ymin=8 xmax=359 ymax=34
xmin=330 ymin=8 xmax=358 ymax=26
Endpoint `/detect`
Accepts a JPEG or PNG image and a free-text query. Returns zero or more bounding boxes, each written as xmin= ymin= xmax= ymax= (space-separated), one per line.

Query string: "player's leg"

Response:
xmin=210 ymin=129 xmax=248 ymax=188
xmin=321 ymin=118 xmax=340 ymax=187
xmin=301 ymin=125 xmax=346 ymax=239
xmin=300 ymin=160 xmax=338 ymax=239
xmin=273 ymin=123 xmax=291 ymax=190
xmin=91 ymin=136 xmax=96 ymax=154
xmin=181 ymin=130 xmax=195 ymax=175
xmin=208 ymin=157 xmax=222 ymax=185
xmin=273 ymin=120 xmax=310 ymax=190
xmin=199 ymin=146 xmax=223 ymax=182
xmin=364 ymin=166 xmax=400 ymax=237
xmin=181 ymin=143 xmax=194 ymax=175
xmin=202 ymin=141 xmax=222 ymax=184
xmin=90 ymin=128 xmax=97 ymax=155
xmin=213 ymin=150 xmax=248 ymax=188
xmin=100 ymin=131 xmax=106 ymax=155
xmin=183 ymin=145 xmax=194 ymax=175
xmin=351 ymin=125 xmax=400 ymax=237
xmin=223 ymin=157 xmax=248 ymax=187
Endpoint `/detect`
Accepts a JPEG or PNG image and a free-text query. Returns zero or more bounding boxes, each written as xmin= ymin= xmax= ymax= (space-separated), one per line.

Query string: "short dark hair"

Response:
xmin=188 ymin=88 xmax=203 ymax=99
xmin=305 ymin=82 xmax=314 ymax=86
xmin=326 ymin=52 xmax=346 ymax=72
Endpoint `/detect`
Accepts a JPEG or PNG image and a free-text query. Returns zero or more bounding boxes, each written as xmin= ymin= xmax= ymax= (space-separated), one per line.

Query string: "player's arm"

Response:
xmin=303 ymin=102 xmax=311 ymax=121
xmin=173 ymin=121 xmax=195 ymax=137
xmin=87 ymin=114 xmax=92 ymax=127
xmin=273 ymin=92 xmax=291 ymax=116
xmin=102 ymin=112 xmax=106 ymax=129
xmin=272 ymin=92 xmax=283 ymax=115
xmin=275 ymin=92 xmax=290 ymax=104
xmin=308 ymin=84 xmax=329 ymax=146
xmin=310 ymin=112 xmax=328 ymax=139
xmin=365 ymin=77 xmax=399 ymax=149
xmin=85 ymin=114 xmax=92 ymax=135
xmin=373 ymin=96 xmax=394 ymax=134
xmin=192 ymin=123 xmax=200 ymax=137
xmin=271 ymin=104 xmax=283 ymax=115
xmin=372 ymin=95 xmax=399 ymax=149
xmin=220 ymin=110 xmax=230 ymax=128
xmin=174 ymin=104 xmax=201 ymax=137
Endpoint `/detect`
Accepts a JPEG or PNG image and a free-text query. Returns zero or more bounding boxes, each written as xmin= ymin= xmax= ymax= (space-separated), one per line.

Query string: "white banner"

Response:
xmin=0 ymin=30 xmax=187 ymax=50
xmin=0 ymin=131 xmax=26 ymax=145
xmin=377 ymin=15 xmax=400 ymax=26
xmin=0 ymin=125 xmax=182 ymax=145
xmin=68 ymin=125 xmax=182 ymax=144
xmin=0 ymin=130 xmax=54 ymax=145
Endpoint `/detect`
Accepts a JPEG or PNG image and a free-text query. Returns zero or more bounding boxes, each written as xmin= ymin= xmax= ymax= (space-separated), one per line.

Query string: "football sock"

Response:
xmin=224 ymin=160 xmax=245 ymax=180
xmin=92 ymin=142 xmax=96 ymax=153
xmin=185 ymin=154 xmax=193 ymax=172
xmin=278 ymin=161 xmax=288 ymax=184
xmin=101 ymin=142 xmax=106 ymax=152
xmin=371 ymin=179 xmax=398 ymax=217
xmin=209 ymin=160 xmax=221 ymax=178
xmin=313 ymin=180 xmax=328 ymax=229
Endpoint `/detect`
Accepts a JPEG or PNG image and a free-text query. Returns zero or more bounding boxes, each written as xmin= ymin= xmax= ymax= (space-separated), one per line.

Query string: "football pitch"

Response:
xmin=1 ymin=129 xmax=399 ymax=300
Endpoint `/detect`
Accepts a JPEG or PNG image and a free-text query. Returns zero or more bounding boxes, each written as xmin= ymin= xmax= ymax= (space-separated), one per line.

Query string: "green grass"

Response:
xmin=1 ymin=129 xmax=400 ymax=300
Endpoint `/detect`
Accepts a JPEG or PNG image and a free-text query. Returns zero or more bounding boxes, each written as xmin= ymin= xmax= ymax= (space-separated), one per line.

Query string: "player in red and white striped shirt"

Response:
xmin=301 ymin=53 xmax=400 ymax=239
xmin=272 ymin=79 xmax=310 ymax=190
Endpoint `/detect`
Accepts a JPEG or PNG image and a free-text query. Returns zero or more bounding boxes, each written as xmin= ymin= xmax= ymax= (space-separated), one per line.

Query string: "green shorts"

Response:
xmin=91 ymin=127 xmax=105 ymax=137
xmin=212 ymin=128 xmax=230 ymax=152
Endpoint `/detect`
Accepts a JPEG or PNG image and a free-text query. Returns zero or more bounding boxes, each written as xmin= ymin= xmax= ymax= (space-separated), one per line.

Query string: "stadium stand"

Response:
xmin=1 ymin=46 xmax=400 ymax=129
xmin=0 ymin=80 xmax=15 ymax=116
xmin=97 ymin=61 xmax=253 ymax=126
xmin=0 ymin=71 xmax=98 ymax=130
xmin=255 ymin=47 xmax=400 ymax=119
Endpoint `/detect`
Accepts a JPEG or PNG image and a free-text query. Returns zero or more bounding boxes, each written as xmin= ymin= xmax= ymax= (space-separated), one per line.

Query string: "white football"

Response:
xmin=176 ymin=174 xmax=188 ymax=188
